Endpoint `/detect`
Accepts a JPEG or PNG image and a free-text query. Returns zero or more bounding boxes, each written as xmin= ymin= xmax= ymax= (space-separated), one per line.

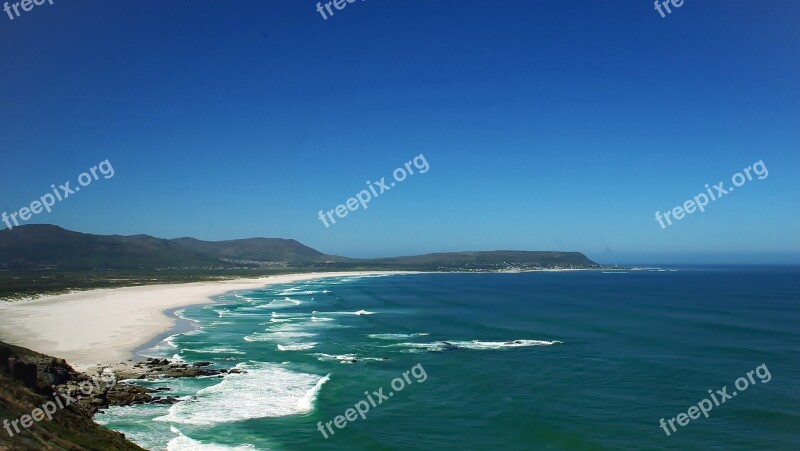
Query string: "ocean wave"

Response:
xmin=96 ymin=405 xmax=175 ymax=450
xmin=368 ymin=333 xmax=429 ymax=340
xmin=214 ymin=309 xmax=252 ymax=318
xmin=311 ymin=316 xmax=333 ymax=322
xmin=392 ymin=339 xmax=562 ymax=352
xmin=298 ymin=373 xmax=330 ymax=412
xmin=278 ymin=289 xmax=319 ymax=296
xmin=231 ymin=293 xmax=257 ymax=304
xmin=394 ymin=342 xmax=447 ymax=353
xmin=313 ymin=310 xmax=375 ymax=316
xmin=139 ymin=333 xmax=183 ymax=358
xmin=244 ymin=331 xmax=317 ymax=342
xmin=268 ymin=318 xmax=345 ymax=333
xmin=183 ymin=346 xmax=246 ymax=355
xmin=271 ymin=312 xmax=309 ymax=319
xmin=256 ymin=297 xmax=303 ymax=308
xmin=277 ymin=343 xmax=317 ymax=351
xmin=313 ymin=353 xmax=359 ymax=364
xmin=448 ymin=339 xmax=562 ymax=350
xmin=313 ymin=353 xmax=387 ymax=364
xmin=164 ymin=334 xmax=181 ymax=348
xmin=155 ymin=362 xmax=329 ymax=426
xmin=173 ymin=309 xmax=201 ymax=323
xmin=167 ymin=427 xmax=257 ymax=450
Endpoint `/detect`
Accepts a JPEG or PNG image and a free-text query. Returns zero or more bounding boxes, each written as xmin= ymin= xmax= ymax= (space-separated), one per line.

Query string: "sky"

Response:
xmin=0 ymin=0 xmax=798 ymax=264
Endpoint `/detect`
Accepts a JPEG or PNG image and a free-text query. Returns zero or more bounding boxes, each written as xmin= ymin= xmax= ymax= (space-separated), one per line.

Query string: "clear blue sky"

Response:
xmin=1 ymin=1 xmax=798 ymax=264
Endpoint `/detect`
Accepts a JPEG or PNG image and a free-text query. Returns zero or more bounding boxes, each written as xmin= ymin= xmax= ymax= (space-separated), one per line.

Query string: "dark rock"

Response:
xmin=150 ymin=396 xmax=180 ymax=405
xmin=11 ymin=360 xmax=38 ymax=389
xmin=0 ymin=347 xmax=11 ymax=371
xmin=105 ymin=385 xmax=154 ymax=407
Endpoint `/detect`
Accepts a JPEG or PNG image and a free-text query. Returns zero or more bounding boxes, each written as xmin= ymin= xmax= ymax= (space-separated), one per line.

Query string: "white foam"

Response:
xmin=392 ymin=339 xmax=562 ymax=352
xmin=393 ymin=342 xmax=447 ymax=353
xmin=164 ymin=334 xmax=181 ymax=348
xmin=258 ymin=297 xmax=303 ymax=308
xmin=244 ymin=331 xmax=317 ymax=342
xmin=139 ymin=333 xmax=186 ymax=359
xmin=277 ymin=343 xmax=317 ymax=351
xmin=298 ymin=373 xmax=330 ymax=412
xmin=155 ymin=362 xmax=329 ymax=426
xmin=174 ymin=309 xmax=200 ymax=322
xmin=313 ymin=353 xmax=357 ymax=363
xmin=96 ymin=405 xmax=175 ymax=450
xmin=368 ymin=333 xmax=429 ymax=340
xmin=215 ymin=309 xmax=252 ymax=318
xmin=448 ymin=340 xmax=562 ymax=350
xmin=271 ymin=312 xmax=308 ymax=319
xmin=186 ymin=346 xmax=246 ymax=355
xmin=183 ymin=328 xmax=206 ymax=337
xmin=278 ymin=289 xmax=318 ymax=296
xmin=232 ymin=293 xmax=257 ymax=304
xmin=311 ymin=353 xmax=384 ymax=363
xmin=316 ymin=310 xmax=375 ymax=316
xmin=269 ymin=318 xmax=343 ymax=332
xmin=167 ymin=427 xmax=257 ymax=450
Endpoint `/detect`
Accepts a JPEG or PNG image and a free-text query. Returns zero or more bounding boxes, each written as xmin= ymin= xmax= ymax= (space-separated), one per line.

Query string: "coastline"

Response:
xmin=0 ymin=271 xmax=410 ymax=370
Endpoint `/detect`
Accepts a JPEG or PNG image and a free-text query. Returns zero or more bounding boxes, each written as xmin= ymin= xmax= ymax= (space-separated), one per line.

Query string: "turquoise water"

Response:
xmin=97 ymin=269 xmax=800 ymax=450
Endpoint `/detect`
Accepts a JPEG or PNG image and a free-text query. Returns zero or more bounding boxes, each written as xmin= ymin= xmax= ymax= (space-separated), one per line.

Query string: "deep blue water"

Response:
xmin=98 ymin=268 xmax=800 ymax=450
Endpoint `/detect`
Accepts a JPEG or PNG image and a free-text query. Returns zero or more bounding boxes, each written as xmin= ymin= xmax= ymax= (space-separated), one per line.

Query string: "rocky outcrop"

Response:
xmin=1 ymin=343 xmax=157 ymax=415
xmin=0 ymin=341 xmax=144 ymax=450
xmin=109 ymin=357 xmax=232 ymax=381
xmin=0 ymin=342 xmax=239 ymax=450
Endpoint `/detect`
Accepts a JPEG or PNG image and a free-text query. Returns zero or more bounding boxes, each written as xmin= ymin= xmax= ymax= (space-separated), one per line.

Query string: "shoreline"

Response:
xmin=0 ymin=271 xmax=412 ymax=370
xmin=129 ymin=303 xmax=205 ymax=364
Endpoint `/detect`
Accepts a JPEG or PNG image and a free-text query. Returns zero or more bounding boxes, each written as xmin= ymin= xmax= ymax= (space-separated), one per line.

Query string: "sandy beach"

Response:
xmin=0 ymin=271 xmax=404 ymax=370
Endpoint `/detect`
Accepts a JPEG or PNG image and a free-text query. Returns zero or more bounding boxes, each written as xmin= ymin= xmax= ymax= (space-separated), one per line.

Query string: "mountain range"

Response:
xmin=0 ymin=225 xmax=598 ymax=271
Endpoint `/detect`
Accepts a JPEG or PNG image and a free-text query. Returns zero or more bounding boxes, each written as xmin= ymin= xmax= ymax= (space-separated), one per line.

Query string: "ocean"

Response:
xmin=96 ymin=268 xmax=800 ymax=450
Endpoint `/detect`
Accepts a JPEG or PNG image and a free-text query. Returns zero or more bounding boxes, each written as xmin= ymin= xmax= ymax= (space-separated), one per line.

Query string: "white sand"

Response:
xmin=0 ymin=271 xmax=405 ymax=369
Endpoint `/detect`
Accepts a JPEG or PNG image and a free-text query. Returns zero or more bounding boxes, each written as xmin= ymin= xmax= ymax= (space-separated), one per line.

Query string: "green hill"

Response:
xmin=0 ymin=225 xmax=598 ymax=272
